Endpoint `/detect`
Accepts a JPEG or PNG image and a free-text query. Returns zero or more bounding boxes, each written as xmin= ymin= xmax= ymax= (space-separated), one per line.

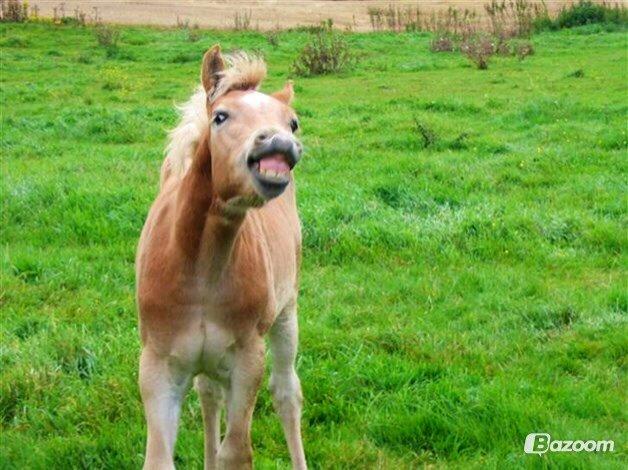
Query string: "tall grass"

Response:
xmin=0 ymin=0 xmax=28 ymax=22
xmin=367 ymin=0 xmax=627 ymax=35
xmin=233 ymin=9 xmax=252 ymax=31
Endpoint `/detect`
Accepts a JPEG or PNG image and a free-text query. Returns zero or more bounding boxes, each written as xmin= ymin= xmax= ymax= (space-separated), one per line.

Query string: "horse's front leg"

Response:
xmin=139 ymin=347 xmax=192 ymax=470
xmin=217 ymin=337 xmax=265 ymax=470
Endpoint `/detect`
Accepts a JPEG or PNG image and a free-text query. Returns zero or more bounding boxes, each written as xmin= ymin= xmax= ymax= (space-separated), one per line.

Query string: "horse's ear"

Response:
xmin=201 ymin=44 xmax=225 ymax=95
xmin=272 ymin=81 xmax=294 ymax=105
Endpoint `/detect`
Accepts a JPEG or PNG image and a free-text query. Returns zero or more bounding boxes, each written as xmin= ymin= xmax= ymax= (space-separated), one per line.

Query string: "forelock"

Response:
xmin=210 ymin=52 xmax=267 ymax=103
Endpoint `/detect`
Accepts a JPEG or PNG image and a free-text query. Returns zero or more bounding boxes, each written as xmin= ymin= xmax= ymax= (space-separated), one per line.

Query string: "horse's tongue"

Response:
xmin=259 ymin=154 xmax=290 ymax=173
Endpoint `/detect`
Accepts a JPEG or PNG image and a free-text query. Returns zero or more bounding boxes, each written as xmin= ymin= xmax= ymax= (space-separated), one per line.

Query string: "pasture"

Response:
xmin=1 ymin=20 xmax=627 ymax=468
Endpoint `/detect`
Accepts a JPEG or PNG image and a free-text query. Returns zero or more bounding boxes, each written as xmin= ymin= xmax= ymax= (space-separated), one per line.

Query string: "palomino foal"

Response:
xmin=136 ymin=45 xmax=306 ymax=469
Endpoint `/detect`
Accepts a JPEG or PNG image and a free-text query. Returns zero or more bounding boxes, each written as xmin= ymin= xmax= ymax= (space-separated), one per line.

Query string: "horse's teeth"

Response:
xmin=258 ymin=168 xmax=288 ymax=178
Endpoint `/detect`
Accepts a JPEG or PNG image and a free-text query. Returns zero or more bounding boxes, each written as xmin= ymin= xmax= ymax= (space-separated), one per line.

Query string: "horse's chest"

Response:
xmin=165 ymin=307 xmax=234 ymax=381
xmin=170 ymin=282 xmax=272 ymax=376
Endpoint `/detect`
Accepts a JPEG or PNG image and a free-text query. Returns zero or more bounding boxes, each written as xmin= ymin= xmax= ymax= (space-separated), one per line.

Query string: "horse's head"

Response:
xmin=201 ymin=45 xmax=302 ymax=209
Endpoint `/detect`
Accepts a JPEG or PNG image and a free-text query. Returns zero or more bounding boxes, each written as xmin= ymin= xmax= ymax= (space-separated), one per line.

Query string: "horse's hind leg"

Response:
xmin=269 ymin=303 xmax=307 ymax=470
xmin=195 ymin=374 xmax=224 ymax=470
xmin=218 ymin=338 xmax=265 ymax=470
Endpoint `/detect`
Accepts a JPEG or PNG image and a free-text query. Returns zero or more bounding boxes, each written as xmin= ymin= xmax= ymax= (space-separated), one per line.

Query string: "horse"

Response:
xmin=135 ymin=45 xmax=306 ymax=470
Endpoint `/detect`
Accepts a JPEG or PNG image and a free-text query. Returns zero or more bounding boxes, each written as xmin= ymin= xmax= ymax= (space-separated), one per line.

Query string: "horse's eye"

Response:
xmin=290 ymin=118 xmax=299 ymax=133
xmin=213 ymin=111 xmax=228 ymax=126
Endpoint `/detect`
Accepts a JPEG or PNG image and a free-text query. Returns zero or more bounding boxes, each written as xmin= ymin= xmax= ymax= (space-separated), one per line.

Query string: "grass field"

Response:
xmin=1 ymin=21 xmax=627 ymax=469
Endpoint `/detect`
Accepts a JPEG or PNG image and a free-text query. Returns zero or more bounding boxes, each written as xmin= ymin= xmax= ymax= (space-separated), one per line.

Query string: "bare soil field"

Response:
xmin=29 ymin=1 xmax=576 ymax=31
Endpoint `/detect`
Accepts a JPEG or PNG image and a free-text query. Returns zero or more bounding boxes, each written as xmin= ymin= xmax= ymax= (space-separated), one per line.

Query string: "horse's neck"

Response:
xmin=172 ymin=134 xmax=295 ymax=278
xmin=172 ymin=135 xmax=248 ymax=278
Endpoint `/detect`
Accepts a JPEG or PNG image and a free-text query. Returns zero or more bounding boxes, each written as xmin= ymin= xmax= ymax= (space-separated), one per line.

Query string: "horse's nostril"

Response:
xmin=256 ymin=133 xmax=268 ymax=144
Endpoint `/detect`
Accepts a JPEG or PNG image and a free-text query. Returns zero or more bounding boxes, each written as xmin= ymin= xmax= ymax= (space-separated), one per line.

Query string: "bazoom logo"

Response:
xmin=524 ymin=433 xmax=614 ymax=454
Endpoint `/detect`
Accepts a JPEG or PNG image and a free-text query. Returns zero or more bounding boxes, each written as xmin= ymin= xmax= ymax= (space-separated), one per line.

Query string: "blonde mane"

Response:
xmin=164 ymin=52 xmax=267 ymax=178
xmin=211 ymin=52 xmax=267 ymax=103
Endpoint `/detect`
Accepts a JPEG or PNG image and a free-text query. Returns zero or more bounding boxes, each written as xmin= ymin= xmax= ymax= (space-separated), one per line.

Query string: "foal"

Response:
xmin=136 ymin=45 xmax=306 ymax=470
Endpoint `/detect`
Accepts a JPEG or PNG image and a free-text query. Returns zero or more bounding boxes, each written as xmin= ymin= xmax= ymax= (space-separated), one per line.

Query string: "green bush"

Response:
xmin=532 ymin=15 xmax=558 ymax=32
xmin=559 ymin=1 xmax=617 ymax=28
xmin=94 ymin=25 xmax=120 ymax=58
xmin=292 ymin=27 xmax=356 ymax=77
xmin=537 ymin=1 xmax=628 ymax=31
xmin=460 ymin=34 xmax=495 ymax=70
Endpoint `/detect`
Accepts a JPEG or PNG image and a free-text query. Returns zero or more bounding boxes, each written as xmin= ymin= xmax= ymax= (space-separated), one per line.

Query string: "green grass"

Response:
xmin=1 ymin=22 xmax=627 ymax=469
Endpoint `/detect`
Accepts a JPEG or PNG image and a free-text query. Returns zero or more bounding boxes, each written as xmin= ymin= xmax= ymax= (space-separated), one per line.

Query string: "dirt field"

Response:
xmin=29 ymin=1 xmax=576 ymax=31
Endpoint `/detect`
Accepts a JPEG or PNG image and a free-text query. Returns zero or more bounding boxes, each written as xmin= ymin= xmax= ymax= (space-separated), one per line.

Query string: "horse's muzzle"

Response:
xmin=248 ymin=132 xmax=302 ymax=169
xmin=247 ymin=131 xmax=302 ymax=199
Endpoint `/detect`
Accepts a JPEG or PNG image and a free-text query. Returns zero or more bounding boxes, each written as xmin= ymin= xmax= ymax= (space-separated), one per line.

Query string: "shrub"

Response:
xmin=176 ymin=16 xmax=201 ymax=42
xmin=187 ymin=27 xmax=201 ymax=43
xmin=511 ymin=0 xmax=536 ymax=37
xmin=292 ymin=28 xmax=356 ymax=77
xmin=485 ymin=1 xmax=509 ymax=38
xmin=533 ymin=15 xmax=557 ymax=32
xmin=369 ymin=3 xmax=471 ymax=33
xmin=367 ymin=7 xmax=384 ymax=31
xmin=494 ymin=37 xmax=512 ymax=55
xmin=287 ymin=24 xmax=328 ymax=34
xmin=57 ymin=7 xmax=87 ymax=26
xmin=536 ymin=1 xmax=628 ymax=31
xmin=430 ymin=32 xmax=455 ymax=52
xmin=556 ymin=1 xmax=624 ymax=28
xmin=378 ymin=4 xmax=423 ymax=32
xmin=514 ymin=41 xmax=535 ymax=60
xmin=266 ymin=29 xmax=280 ymax=48
xmin=460 ymin=35 xmax=494 ymax=70
xmin=176 ymin=15 xmax=189 ymax=29
xmin=94 ymin=25 xmax=120 ymax=56
xmin=484 ymin=0 xmax=543 ymax=38
xmin=1 ymin=0 xmax=28 ymax=22
xmin=368 ymin=6 xmax=410 ymax=32
xmin=233 ymin=9 xmax=252 ymax=30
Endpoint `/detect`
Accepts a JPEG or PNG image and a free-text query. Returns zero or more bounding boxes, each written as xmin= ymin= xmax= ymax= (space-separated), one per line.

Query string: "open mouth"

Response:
xmin=247 ymin=151 xmax=295 ymax=190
